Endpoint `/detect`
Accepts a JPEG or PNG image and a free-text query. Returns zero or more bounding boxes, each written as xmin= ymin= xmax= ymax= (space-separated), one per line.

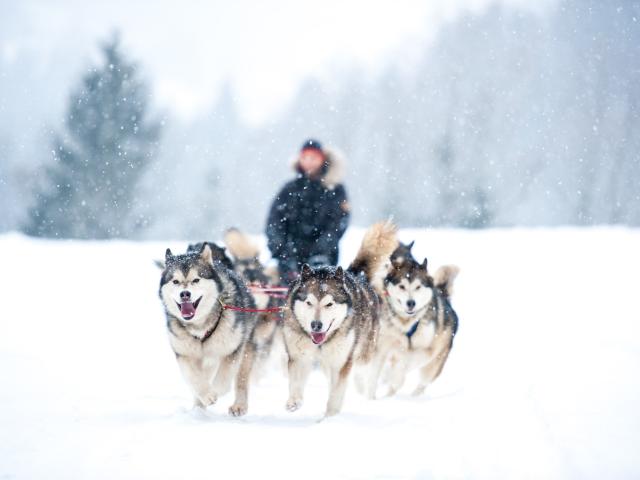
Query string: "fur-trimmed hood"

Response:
xmin=292 ymin=146 xmax=345 ymax=190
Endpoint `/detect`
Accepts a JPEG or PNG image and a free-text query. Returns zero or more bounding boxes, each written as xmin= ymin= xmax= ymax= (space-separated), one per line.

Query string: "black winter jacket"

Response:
xmin=266 ymin=173 xmax=349 ymax=269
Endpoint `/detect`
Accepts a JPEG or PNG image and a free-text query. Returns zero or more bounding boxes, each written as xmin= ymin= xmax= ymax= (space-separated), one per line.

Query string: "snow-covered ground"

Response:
xmin=1 ymin=228 xmax=638 ymax=479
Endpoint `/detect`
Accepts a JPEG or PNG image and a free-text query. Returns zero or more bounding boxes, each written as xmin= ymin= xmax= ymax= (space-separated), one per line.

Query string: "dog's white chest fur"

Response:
xmin=410 ymin=319 xmax=436 ymax=349
xmin=253 ymin=292 xmax=270 ymax=310
xmin=318 ymin=328 xmax=356 ymax=370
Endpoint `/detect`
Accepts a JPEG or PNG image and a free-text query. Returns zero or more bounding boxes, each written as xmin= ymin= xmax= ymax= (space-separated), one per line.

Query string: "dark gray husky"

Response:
xmin=282 ymin=221 xmax=398 ymax=417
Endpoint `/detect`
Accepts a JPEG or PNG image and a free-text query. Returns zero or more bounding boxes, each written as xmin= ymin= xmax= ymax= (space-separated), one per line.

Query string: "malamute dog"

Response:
xmin=223 ymin=228 xmax=283 ymax=369
xmin=282 ymin=221 xmax=398 ymax=417
xmin=158 ymin=243 xmax=259 ymax=416
xmin=186 ymin=241 xmax=235 ymax=270
xmin=368 ymin=253 xmax=459 ymax=398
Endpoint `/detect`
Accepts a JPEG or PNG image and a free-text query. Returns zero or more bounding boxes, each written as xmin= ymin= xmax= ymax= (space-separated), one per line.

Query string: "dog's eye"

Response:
xmin=172 ymin=280 xmax=180 ymax=285
xmin=399 ymin=285 xmax=406 ymax=290
xmin=325 ymin=302 xmax=333 ymax=308
xmin=306 ymin=300 xmax=313 ymax=307
xmin=415 ymin=285 xmax=421 ymax=290
xmin=192 ymin=278 xmax=200 ymax=284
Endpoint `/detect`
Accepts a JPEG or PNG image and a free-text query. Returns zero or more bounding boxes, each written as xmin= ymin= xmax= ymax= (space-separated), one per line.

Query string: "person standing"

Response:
xmin=266 ymin=139 xmax=350 ymax=284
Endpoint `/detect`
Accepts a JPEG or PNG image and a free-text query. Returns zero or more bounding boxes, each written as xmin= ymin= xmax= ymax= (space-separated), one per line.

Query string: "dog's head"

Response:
xmin=159 ymin=243 xmax=222 ymax=324
xmin=373 ymin=241 xmax=416 ymax=293
xmin=389 ymin=241 xmax=416 ymax=268
xmin=186 ymin=241 xmax=235 ymax=271
xmin=234 ymin=257 xmax=270 ymax=286
xmin=289 ymin=264 xmax=351 ymax=346
xmin=384 ymin=257 xmax=434 ymax=318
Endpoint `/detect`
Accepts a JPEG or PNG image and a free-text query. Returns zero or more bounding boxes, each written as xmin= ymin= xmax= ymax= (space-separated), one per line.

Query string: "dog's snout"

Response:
xmin=311 ymin=320 xmax=323 ymax=332
xmin=180 ymin=290 xmax=191 ymax=301
xmin=407 ymin=299 xmax=416 ymax=310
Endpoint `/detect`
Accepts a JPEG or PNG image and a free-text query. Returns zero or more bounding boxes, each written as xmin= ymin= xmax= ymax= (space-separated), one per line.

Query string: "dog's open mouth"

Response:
xmin=310 ymin=332 xmax=327 ymax=345
xmin=176 ymin=297 xmax=202 ymax=320
xmin=310 ymin=320 xmax=335 ymax=345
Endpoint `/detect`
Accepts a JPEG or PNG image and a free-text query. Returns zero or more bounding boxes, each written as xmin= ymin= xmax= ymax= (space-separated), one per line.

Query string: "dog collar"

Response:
xmin=201 ymin=320 xmax=219 ymax=342
xmin=200 ymin=297 xmax=226 ymax=342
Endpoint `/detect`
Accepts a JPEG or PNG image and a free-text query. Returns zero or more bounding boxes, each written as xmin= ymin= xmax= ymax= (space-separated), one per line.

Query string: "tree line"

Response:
xmin=23 ymin=0 xmax=640 ymax=239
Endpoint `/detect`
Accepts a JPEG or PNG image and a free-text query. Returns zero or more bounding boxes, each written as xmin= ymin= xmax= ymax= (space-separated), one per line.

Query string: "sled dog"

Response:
xmin=158 ymin=243 xmax=259 ymax=416
xmin=282 ymin=221 xmax=398 ymax=417
xmin=224 ymin=228 xmax=283 ymax=371
xmin=368 ymin=253 xmax=459 ymax=398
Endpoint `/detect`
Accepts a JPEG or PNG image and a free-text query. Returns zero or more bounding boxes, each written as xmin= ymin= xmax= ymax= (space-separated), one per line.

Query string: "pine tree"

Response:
xmin=25 ymin=34 xmax=160 ymax=238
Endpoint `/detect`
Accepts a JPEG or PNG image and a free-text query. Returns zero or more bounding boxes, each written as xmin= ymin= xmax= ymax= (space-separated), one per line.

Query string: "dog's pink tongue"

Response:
xmin=311 ymin=332 xmax=326 ymax=344
xmin=180 ymin=302 xmax=196 ymax=318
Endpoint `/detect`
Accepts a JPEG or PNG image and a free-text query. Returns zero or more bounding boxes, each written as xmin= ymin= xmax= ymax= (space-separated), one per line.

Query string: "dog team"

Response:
xmin=158 ymin=222 xmax=459 ymax=419
xmin=157 ymin=138 xmax=459 ymax=418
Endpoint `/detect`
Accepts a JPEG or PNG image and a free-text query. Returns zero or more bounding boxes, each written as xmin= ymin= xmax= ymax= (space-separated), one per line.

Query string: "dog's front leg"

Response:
xmin=229 ymin=342 xmax=257 ymax=417
xmin=325 ymin=358 xmax=353 ymax=417
xmin=211 ymin=349 xmax=240 ymax=400
xmin=413 ymin=344 xmax=452 ymax=396
xmin=176 ymin=355 xmax=218 ymax=407
xmin=286 ymin=357 xmax=312 ymax=412
xmin=365 ymin=347 xmax=389 ymax=400
xmin=385 ymin=354 xmax=409 ymax=397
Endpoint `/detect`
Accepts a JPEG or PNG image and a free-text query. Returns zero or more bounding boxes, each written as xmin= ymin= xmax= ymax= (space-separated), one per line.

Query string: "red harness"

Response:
xmin=217 ymin=298 xmax=285 ymax=315
xmin=248 ymin=285 xmax=288 ymax=299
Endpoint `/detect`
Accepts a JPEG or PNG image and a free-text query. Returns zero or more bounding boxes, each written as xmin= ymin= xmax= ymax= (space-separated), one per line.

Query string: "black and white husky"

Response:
xmin=282 ymin=221 xmax=398 ymax=417
xmin=158 ymin=243 xmax=259 ymax=416
xmin=223 ymin=228 xmax=283 ymax=374
xmin=368 ymin=250 xmax=459 ymax=398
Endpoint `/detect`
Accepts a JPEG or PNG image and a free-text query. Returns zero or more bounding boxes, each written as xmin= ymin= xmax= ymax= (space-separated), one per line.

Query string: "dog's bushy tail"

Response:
xmin=348 ymin=220 xmax=398 ymax=283
xmin=433 ymin=265 xmax=460 ymax=298
xmin=224 ymin=228 xmax=260 ymax=260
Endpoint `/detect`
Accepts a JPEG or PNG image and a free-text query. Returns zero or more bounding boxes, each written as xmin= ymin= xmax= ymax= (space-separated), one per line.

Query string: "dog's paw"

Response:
xmin=384 ymin=387 xmax=398 ymax=398
xmin=324 ymin=407 xmax=340 ymax=418
xmin=197 ymin=391 xmax=218 ymax=407
xmin=411 ymin=386 xmax=426 ymax=397
xmin=228 ymin=403 xmax=248 ymax=417
xmin=285 ymin=398 xmax=303 ymax=412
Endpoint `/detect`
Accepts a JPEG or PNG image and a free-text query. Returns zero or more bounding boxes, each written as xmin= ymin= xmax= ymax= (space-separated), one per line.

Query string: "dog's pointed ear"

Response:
xmin=200 ymin=243 xmax=213 ymax=264
xmin=165 ymin=248 xmax=174 ymax=263
xmin=335 ymin=266 xmax=344 ymax=282
xmin=300 ymin=264 xmax=312 ymax=279
xmin=421 ymin=257 xmax=428 ymax=270
xmin=408 ymin=240 xmax=415 ymax=251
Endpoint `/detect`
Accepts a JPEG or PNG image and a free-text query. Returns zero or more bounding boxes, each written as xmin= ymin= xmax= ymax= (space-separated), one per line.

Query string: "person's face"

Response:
xmin=298 ymin=149 xmax=324 ymax=177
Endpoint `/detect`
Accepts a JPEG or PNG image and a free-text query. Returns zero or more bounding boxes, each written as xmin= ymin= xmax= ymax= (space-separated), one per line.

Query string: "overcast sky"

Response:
xmin=0 ymin=0 xmax=551 ymax=125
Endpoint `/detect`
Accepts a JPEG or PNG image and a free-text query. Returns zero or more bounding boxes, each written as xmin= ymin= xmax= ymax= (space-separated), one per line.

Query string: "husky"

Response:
xmin=158 ymin=243 xmax=259 ymax=416
xmin=389 ymin=240 xmax=416 ymax=267
xmin=367 ymin=253 xmax=459 ymax=398
xmin=282 ymin=221 xmax=398 ymax=417
xmin=186 ymin=241 xmax=235 ymax=270
xmin=154 ymin=241 xmax=234 ymax=271
xmin=223 ymin=228 xmax=283 ymax=373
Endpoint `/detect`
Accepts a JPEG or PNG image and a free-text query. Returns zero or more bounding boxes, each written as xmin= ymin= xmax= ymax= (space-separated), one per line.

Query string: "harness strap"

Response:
xmin=200 ymin=300 xmax=225 ymax=342
xmin=201 ymin=320 xmax=220 ymax=342
xmin=247 ymin=285 xmax=289 ymax=299
xmin=406 ymin=321 xmax=420 ymax=339
xmin=218 ymin=298 xmax=285 ymax=314
xmin=248 ymin=285 xmax=289 ymax=293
